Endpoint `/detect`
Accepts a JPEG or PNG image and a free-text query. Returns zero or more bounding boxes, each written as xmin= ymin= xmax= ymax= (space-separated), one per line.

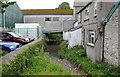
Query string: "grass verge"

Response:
xmin=58 ymin=41 xmax=120 ymax=76
xmin=2 ymin=41 xmax=77 ymax=75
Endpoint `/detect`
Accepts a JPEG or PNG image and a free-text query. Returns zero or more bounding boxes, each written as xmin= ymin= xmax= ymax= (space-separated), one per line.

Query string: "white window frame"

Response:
xmin=87 ymin=31 xmax=95 ymax=46
xmin=94 ymin=2 xmax=97 ymax=17
xmin=84 ymin=7 xmax=89 ymax=20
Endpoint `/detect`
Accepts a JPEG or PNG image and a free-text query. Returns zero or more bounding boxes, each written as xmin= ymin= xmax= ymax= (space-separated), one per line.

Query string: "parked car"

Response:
xmin=0 ymin=40 xmax=20 ymax=55
xmin=0 ymin=31 xmax=34 ymax=45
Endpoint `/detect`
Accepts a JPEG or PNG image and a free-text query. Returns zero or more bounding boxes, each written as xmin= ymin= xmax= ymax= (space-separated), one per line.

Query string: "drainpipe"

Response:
xmin=102 ymin=23 xmax=106 ymax=62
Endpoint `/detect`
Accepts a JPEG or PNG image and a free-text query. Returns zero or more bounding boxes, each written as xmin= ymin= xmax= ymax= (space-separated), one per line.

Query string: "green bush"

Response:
xmin=52 ymin=33 xmax=62 ymax=41
xmin=58 ymin=41 xmax=68 ymax=59
xmin=2 ymin=41 xmax=43 ymax=75
xmin=0 ymin=49 xmax=5 ymax=56
xmin=58 ymin=41 xmax=120 ymax=75
xmin=21 ymin=52 xmax=75 ymax=75
xmin=2 ymin=41 xmax=76 ymax=75
xmin=47 ymin=33 xmax=63 ymax=44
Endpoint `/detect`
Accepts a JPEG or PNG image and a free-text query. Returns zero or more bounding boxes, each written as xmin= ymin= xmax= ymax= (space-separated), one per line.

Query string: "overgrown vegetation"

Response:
xmin=2 ymin=41 xmax=43 ymax=75
xmin=46 ymin=33 xmax=63 ymax=44
xmin=58 ymin=41 xmax=120 ymax=75
xmin=0 ymin=49 xmax=9 ymax=57
xmin=21 ymin=52 xmax=75 ymax=75
xmin=2 ymin=41 xmax=76 ymax=75
xmin=51 ymin=33 xmax=62 ymax=41
xmin=0 ymin=49 xmax=5 ymax=57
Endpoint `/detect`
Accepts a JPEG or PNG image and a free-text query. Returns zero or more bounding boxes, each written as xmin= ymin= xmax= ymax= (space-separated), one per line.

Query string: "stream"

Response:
xmin=45 ymin=40 xmax=81 ymax=74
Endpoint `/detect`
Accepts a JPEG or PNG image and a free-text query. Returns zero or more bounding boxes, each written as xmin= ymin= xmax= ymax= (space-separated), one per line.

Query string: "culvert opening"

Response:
xmin=44 ymin=32 xmax=63 ymax=56
xmin=45 ymin=32 xmax=63 ymax=45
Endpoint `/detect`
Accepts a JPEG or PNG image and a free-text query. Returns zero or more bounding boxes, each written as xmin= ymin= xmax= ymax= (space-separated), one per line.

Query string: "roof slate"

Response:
xmin=21 ymin=9 xmax=73 ymax=15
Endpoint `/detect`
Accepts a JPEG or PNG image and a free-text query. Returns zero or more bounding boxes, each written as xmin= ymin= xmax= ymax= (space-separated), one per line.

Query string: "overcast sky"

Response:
xmin=9 ymin=0 xmax=74 ymax=9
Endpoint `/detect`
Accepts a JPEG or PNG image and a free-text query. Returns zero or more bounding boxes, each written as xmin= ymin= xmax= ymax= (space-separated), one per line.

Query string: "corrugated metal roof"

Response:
xmin=21 ymin=9 xmax=73 ymax=15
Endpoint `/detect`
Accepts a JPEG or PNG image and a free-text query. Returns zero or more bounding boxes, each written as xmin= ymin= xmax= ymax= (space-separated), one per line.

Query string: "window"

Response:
xmin=88 ymin=31 xmax=95 ymax=46
xmin=53 ymin=17 xmax=59 ymax=21
xmin=94 ymin=2 xmax=97 ymax=16
xmin=45 ymin=17 xmax=59 ymax=21
xmin=84 ymin=7 xmax=89 ymax=20
xmin=45 ymin=17 xmax=51 ymax=21
xmin=8 ymin=32 xmax=19 ymax=37
xmin=2 ymin=33 xmax=11 ymax=38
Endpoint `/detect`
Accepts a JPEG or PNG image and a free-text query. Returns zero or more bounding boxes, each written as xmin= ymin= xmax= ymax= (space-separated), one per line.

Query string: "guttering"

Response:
xmin=102 ymin=1 xmax=120 ymax=25
xmin=76 ymin=1 xmax=93 ymax=14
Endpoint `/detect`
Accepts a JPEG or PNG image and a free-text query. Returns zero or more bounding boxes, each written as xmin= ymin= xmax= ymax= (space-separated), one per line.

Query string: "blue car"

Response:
xmin=0 ymin=40 xmax=20 ymax=52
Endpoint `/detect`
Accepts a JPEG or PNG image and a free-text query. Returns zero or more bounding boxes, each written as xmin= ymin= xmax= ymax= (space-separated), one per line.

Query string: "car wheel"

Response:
xmin=19 ymin=42 xmax=23 ymax=47
xmin=2 ymin=47 xmax=11 ymax=55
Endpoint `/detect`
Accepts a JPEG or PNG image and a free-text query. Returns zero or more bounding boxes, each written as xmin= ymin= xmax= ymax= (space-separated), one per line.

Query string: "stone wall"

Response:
xmin=104 ymin=9 xmax=119 ymax=66
xmin=118 ymin=7 xmax=120 ymax=66
xmin=1 ymin=35 xmax=44 ymax=64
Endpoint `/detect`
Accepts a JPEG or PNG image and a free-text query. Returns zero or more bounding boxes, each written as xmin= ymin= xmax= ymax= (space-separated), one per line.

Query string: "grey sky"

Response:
xmin=10 ymin=0 xmax=74 ymax=9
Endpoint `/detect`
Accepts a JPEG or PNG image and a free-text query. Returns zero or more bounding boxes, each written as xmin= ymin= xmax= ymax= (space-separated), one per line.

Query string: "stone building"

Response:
xmin=104 ymin=6 xmax=120 ymax=66
xmin=75 ymin=0 xmax=120 ymax=66
xmin=21 ymin=9 xmax=73 ymax=33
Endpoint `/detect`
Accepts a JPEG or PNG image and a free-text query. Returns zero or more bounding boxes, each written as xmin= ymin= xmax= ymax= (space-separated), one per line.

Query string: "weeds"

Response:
xmin=2 ymin=41 xmax=43 ymax=75
xmin=2 ymin=41 xmax=76 ymax=75
xmin=21 ymin=52 xmax=75 ymax=75
xmin=58 ymin=41 xmax=120 ymax=75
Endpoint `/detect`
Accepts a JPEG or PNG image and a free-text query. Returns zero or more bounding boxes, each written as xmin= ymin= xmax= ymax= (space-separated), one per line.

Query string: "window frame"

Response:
xmin=87 ymin=30 xmax=95 ymax=46
xmin=53 ymin=17 xmax=59 ymax=21
xmin=45 ymin=17 xmax=51 ymax=21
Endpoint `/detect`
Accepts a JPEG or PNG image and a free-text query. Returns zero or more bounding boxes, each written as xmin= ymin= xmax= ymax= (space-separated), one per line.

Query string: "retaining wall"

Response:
xmin=1 ymin=35 xmax=44 ymax=64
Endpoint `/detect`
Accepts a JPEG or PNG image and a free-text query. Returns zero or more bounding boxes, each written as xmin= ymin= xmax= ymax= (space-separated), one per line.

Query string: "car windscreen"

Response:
xmin=8 ymin=32 xmax=20 ymax=37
